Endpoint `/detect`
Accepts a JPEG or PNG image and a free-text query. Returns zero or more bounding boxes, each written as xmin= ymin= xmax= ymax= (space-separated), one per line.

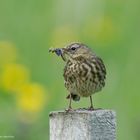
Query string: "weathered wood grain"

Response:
xmin=49 ymin=109 xmax=116 ymax=140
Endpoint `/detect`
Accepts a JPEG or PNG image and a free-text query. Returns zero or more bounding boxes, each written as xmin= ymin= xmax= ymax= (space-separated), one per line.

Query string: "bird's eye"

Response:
xmin=71 ymin=47 xmax=76 ymax=51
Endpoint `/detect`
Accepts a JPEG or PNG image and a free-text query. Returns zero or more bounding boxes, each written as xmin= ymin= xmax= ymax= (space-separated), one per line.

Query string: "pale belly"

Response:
xmin=64 ymin=76 xmax=102 ymax=97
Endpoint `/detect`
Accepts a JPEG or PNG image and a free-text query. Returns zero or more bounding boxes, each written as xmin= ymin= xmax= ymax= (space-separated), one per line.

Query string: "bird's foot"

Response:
xmin=65 ymin=107 xmax=73 ymax=112
xmin=88 ymin=107 xmax=102 ymax=111
xmin=88 ymin=106 xmax=94 ymax=111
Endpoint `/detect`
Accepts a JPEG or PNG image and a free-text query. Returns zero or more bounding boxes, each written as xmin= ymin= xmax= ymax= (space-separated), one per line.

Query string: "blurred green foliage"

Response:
xmin=0 ymin=0 xmax=140 ymax=139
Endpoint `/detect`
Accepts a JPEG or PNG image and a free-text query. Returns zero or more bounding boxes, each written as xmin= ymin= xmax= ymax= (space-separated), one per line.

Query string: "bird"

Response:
xmin=49 ymin=42 xmax=106 ymax=111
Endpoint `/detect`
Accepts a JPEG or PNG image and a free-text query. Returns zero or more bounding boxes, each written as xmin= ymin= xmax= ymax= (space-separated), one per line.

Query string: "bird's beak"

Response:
xmin=61 ymin=47 xmax=67 ymax=53
xmin=61 ymin=47 xmax=67 ymax=61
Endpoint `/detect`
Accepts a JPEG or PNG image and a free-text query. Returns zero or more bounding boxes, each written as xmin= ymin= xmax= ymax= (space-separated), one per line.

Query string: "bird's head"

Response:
xmin=62 ymin=43 xmax=93 ymax=61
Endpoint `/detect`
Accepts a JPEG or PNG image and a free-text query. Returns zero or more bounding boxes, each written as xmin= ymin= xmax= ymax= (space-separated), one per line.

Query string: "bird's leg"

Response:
xmin=66 ymin=93 xmax=73 ymax=111
xmin=68 ymin=93 xmax=72 ymax=109
xmin=89 ymin=95 xmax=94 ymax=110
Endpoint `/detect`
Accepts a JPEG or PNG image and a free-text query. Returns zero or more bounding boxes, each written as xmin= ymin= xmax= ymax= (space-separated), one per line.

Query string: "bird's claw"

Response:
xmin=88 ymin=107 xmax=102 ymax=111
xmin=88 ymin=106 xmax=94 ymax=111
xmin=65 ymin=107 xmax=73 ymax=112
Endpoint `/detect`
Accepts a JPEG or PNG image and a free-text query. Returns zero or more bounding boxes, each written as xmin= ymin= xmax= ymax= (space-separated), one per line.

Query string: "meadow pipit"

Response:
xmin=49 ymin=43 xmax=106 ymax=110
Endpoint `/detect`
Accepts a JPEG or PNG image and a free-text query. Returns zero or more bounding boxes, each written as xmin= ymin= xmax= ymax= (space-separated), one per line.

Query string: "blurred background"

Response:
xmin=0 ymin=0 xmax=140 ymax=139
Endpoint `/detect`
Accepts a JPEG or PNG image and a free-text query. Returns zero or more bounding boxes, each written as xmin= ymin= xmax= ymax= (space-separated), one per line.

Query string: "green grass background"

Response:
xmin=0 ymin=0 xmax=140 ymax=139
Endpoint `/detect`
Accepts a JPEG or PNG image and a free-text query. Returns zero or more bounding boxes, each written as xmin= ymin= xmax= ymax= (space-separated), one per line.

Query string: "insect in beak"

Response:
xmin=49 ymin=48 xmax=66 ymax=61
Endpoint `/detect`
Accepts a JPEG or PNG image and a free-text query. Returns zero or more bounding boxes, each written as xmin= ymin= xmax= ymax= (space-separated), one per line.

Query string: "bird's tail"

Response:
xmin=66 ymin=94 xmax=80 ymax=101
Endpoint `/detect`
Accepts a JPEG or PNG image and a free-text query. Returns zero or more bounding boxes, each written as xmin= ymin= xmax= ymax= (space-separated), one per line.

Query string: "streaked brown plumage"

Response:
xmin=49 ymin=42 xmax=106 ymax=110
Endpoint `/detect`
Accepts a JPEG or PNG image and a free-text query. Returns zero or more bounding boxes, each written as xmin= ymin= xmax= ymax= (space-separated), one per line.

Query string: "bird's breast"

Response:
xmin=63 ymin=58 xmax=106 ymax=97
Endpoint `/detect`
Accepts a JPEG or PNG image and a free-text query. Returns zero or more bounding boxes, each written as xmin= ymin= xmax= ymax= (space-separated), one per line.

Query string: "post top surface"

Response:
xmin=49 ymin=109 xmax=116 ymax=117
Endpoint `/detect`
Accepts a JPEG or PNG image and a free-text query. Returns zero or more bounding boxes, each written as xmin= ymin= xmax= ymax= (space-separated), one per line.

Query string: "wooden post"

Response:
xmin=49 ymin=109 xmax=116 ymax=140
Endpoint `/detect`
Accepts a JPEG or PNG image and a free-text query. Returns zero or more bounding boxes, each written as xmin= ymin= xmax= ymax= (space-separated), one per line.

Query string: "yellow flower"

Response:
xmin=51 ymin=25 xmax=79 ymax=46
xmin=0 ymin=41 xmax=17 ymax=67
xmin=16 ymin=83 xmax=46 ymax=113
xmin=1 ymin=63 xmax=30 ymax=92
